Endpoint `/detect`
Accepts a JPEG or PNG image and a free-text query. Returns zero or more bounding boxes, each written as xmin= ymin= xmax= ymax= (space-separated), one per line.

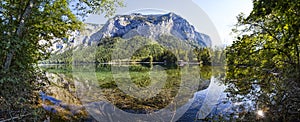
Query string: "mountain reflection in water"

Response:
xmin=39 ymin=64 xmax=254 ymax=121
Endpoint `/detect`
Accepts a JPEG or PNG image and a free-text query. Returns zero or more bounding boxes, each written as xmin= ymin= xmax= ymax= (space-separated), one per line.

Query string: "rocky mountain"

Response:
xmin=88 ymin=12 xmax=211 ymax=47
xmin=51 ymin=12 xmax=211 ymax=54
xmin=50 ymin=23 xmax=102 ymax=53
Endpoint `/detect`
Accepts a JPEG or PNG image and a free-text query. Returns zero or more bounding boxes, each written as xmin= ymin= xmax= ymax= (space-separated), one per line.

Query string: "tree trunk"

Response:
xmin=295 ymin=44 xmax=300 ymax=81
xmin=3 ymin=50 xmax=15 ymax=71
xmin=3 ymin=0 xmax=34 ymax=71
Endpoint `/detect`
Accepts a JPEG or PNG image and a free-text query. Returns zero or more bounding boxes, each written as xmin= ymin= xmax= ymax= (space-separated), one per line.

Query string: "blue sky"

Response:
xmin=85 ymin=0 xmax=253 ymax=45
xmin=194 ymin=0 xmax=253 ymax=45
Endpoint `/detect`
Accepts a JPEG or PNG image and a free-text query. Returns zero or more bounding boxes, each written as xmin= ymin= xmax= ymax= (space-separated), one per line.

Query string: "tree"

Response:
xmin=226 ymin=0 xmax=300 ymax=121
xmin=194 ymin=47 xmax=211 ymax=65
xmin=0 ymin=0 xmax=123 ymax=76
xmin=0 ymin=0 xmax=123 ymax=120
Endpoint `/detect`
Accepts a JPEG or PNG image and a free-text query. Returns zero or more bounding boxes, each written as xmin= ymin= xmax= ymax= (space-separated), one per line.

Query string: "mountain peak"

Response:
xmin=166 ymin=12 xmax=176 ymax=16
xmin=88 ymin=12 xmax=211 ymax=47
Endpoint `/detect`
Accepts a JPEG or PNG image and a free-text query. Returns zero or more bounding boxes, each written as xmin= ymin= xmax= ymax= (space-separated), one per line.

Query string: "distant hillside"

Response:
xmin=41 ymin=35 xmax=214 ymax=64
xmin=42 ymin=12 xmax=215 ymax=64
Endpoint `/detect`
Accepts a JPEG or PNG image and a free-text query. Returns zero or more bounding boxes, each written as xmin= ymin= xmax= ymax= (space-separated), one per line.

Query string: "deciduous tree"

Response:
xmin=226 ymin=0 xmax=300 ymax=121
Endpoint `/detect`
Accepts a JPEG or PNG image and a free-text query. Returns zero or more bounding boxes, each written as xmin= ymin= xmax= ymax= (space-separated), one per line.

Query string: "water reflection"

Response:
xmin=40 ymin=64 xmax=230 ymax=121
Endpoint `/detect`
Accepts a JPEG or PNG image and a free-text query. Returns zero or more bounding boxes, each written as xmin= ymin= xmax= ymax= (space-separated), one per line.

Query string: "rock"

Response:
xmin=92 ymin=12 xmax=211 ymax=47
xmin=49 ymin=12 xmax=211 ymax=54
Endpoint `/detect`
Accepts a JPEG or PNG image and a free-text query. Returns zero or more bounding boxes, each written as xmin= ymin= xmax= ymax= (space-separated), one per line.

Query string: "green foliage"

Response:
xmin=44 ymin=35 xmax=220 ymax=65
xmin=1 ymin=0 xmax=81 ymax=72
xmin=226 ymin=0 xmax=300 ymax=121
xmin=0 ymin=0 xmax=122 ymax=120
xmin=73 ymin=0 xmax=124 ymax=18
xmin=194 ymin=47 xmax=211 ymax=65
xmin=0 ymin=0 xmax=123 ymax=72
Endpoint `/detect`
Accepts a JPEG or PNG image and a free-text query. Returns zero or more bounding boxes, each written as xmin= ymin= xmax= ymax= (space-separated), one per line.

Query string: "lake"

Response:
xmin=39 ymin=64 xmax=246 ymax=121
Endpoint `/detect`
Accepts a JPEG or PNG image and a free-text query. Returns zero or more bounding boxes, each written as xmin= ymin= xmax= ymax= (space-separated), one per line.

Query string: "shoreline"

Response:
xmin=38 ymin=61 xmax=203 ymax=65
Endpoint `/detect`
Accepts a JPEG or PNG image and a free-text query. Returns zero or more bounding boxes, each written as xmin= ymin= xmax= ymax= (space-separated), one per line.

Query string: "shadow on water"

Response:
xmin=39 ymin=64 xmax=248 ymax=121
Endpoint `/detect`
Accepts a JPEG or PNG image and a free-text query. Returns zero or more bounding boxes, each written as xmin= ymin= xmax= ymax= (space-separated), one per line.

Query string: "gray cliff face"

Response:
xmin=89 ymin=12 xmax=211 ymax=47
xmin=51 ymin=23 xmax=102 ymax=53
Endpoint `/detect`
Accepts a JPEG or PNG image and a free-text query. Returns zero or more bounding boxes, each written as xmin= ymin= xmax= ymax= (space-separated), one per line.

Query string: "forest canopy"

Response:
xmin=42 ymin=35 xmax=219 ymax=65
